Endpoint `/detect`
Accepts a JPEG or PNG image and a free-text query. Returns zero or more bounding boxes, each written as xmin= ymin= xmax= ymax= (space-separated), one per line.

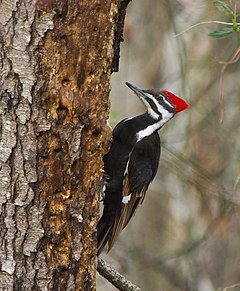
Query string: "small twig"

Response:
xmin=97 ymin=257 xmax=141 ymax=291
xmin=219 ymin=45 xmax=240 ymax=122
xmin=219 ymin=283 xmax=240 ymax=291
xmin=233 ymin=173 xmax=240 ymax=196
xmin=174 ymin=21 xmax=236 ymax=37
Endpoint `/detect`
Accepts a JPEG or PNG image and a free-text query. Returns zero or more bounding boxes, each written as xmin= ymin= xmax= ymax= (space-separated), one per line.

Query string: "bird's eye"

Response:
xmin=156 ymin=95 xmax=164 ymax=102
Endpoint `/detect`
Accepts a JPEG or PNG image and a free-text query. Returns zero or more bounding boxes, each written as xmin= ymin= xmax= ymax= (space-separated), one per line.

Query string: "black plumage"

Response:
xmin=98 ymin=121 xmax=160 ymax=255
xmin=97 ymin=82 xmax=189 ymax=255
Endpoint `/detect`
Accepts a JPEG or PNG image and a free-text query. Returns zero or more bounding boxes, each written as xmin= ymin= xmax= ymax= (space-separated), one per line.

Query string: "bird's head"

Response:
xmin=126 ymin=82 xmax=189 ymax=121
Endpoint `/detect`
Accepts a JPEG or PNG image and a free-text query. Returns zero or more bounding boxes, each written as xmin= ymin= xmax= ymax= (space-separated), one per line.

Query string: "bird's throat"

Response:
xmin=136 ymin=111 xmax=173 ymax=141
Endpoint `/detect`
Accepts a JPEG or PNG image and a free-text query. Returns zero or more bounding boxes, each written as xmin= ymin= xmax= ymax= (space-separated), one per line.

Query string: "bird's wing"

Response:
xmin=108 ymin=133 xmax=160 ymax=250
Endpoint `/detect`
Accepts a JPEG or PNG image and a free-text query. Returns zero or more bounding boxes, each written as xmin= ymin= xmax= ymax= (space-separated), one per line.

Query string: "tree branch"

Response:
xmin=97 ymin=257 xmax=141 ymax=291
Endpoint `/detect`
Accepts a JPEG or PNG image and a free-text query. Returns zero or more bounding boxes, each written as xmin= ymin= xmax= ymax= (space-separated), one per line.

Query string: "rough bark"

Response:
xmin=0 ymin=0 xmax=129 ymax=290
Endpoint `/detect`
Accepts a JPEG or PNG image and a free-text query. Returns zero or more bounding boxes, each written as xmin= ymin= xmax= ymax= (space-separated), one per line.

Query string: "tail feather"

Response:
xmin=97 ymin=216 xmax=111 ymax=256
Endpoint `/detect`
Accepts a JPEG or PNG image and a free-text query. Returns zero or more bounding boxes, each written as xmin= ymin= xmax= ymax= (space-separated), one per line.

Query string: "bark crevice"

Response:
xmin=0 ymin=1 xmax=129 ymax=289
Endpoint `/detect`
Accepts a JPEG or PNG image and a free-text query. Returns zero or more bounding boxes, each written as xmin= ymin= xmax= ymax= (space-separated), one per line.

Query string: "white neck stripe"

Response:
xmin=148 ymin=108 xmax=159 ymax=120
xmin=136 ymin=110 xmax=173 ymax=141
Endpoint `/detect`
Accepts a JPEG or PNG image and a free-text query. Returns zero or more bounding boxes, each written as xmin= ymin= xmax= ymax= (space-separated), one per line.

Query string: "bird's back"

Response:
xmin=97 ymin=128 xmax=161 ymax=255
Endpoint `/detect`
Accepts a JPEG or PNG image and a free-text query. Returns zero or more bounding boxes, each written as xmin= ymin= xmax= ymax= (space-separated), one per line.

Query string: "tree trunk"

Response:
xmin=0 ymin=0 xmax=129 ymax=289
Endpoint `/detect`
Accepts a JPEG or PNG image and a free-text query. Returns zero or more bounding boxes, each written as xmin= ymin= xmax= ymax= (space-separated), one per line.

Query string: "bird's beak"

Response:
xmin=125 ymin=82 xmax=148 ymax=100
xmin=126 ymin=82 xmax=189 ymax=113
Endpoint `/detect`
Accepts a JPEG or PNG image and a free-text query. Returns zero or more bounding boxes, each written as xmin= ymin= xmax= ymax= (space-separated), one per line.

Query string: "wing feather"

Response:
xmin=107 ymin=133 xmax=160 ymax=250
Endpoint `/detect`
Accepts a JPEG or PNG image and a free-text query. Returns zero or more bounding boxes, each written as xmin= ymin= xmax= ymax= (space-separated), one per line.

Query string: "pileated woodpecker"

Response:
xmin=97 ymin=82 xmax=189 ymax=255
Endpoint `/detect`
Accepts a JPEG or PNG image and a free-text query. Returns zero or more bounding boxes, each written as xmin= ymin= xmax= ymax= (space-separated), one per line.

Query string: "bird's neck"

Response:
xmin=133 ymin=112 xmax=173 ymax=142
xmin=114 ymin=112 xmax=173 ymax=146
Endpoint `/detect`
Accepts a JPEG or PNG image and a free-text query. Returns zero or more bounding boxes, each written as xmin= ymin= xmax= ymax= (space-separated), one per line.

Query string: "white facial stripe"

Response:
xmin=140 ymin=92 xmax=174 ymax=120
xmin=139 ymin=93 xmax=159 ymax=120
xmin=162 ymin=95 xmax=174 ymax=108
xmin=146 ymin=107 xmax=159 ymax=120
xmin=136 ymin=109 xmax=173 ymax=141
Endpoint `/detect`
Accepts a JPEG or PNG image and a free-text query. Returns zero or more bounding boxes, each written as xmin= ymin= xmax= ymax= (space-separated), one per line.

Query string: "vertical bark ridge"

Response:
xmin=0 ymin=0 xmax=129 ymax=289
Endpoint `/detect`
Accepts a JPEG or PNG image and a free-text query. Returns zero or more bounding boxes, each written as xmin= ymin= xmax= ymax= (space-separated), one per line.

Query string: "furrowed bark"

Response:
xmin=0 ymin=0 xmax=129 ymax=289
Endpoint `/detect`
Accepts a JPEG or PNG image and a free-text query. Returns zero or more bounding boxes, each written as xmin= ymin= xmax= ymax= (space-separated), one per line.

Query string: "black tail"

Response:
xmin=97 ymin=215 xmax=111 ymax=256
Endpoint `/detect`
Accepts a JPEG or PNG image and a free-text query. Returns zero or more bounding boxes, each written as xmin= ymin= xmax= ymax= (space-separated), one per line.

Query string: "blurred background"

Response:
xmin=97 ymin=1 xmax=240 ymax=290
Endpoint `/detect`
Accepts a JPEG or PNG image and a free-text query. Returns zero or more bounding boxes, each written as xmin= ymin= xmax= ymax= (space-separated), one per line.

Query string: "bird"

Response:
xmin=97 ymin=82 xmax=189 ymax=255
